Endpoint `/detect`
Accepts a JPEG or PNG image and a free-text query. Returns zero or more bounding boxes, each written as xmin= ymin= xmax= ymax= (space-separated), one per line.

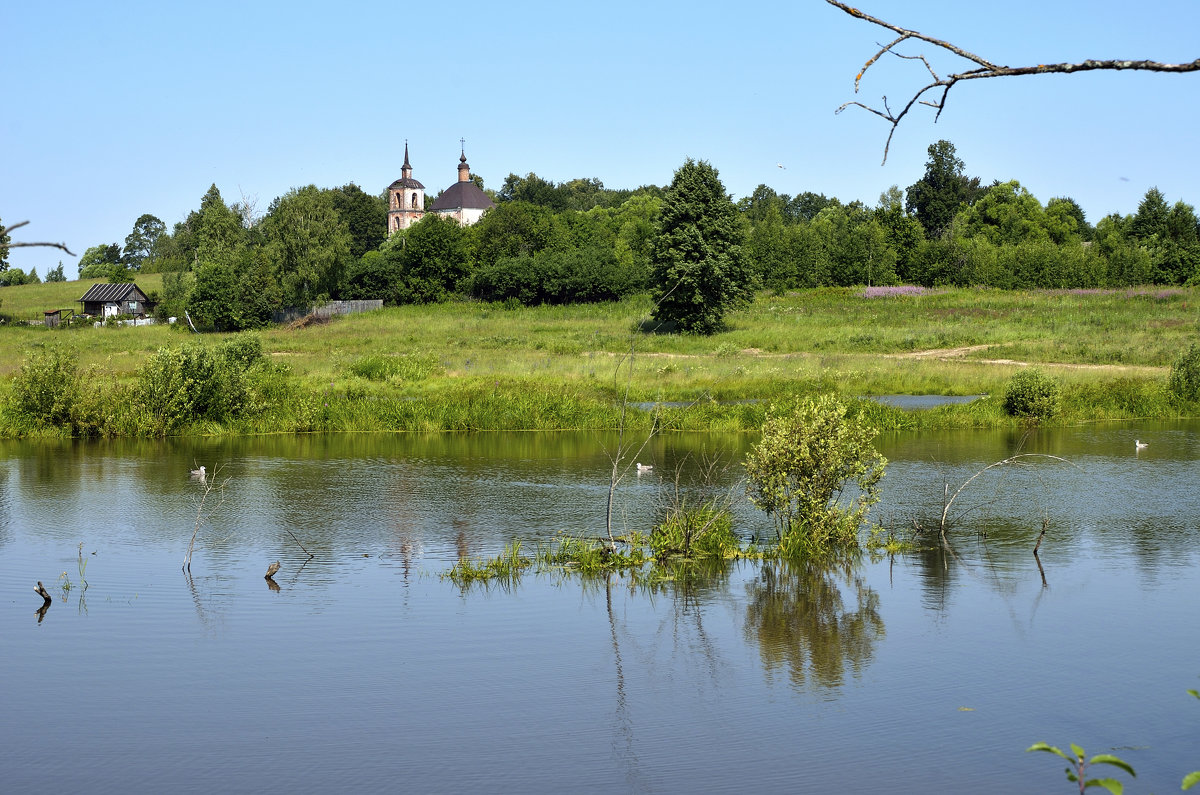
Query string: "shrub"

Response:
xmin=650 ymin=504 xmax=739 ymax=559
xmin=10 ymin=344 xmax=80 ymax=427
xmin=1168 ymin=343 xmax=1200 ymax=402
xmin=1002 ymin=368 xmax=1061 ymax=420
xmin=135 ymin=343 xmax=255 ymax=435
xmin=744 ymin=394 xmax=886 ymax=557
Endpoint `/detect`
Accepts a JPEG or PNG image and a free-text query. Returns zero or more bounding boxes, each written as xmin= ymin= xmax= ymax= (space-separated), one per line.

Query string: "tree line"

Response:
xmin=26 ymin=139 xmax=1199 ymax=334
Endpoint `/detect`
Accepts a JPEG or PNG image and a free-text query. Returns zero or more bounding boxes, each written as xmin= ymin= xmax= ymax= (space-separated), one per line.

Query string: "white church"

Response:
xmin=387 ymin=144 xmax=495 ymax=234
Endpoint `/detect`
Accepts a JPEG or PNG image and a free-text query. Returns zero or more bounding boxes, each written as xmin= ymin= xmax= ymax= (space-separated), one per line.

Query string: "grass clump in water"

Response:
xmin=443 ymin=542 xmax=532 ymax=586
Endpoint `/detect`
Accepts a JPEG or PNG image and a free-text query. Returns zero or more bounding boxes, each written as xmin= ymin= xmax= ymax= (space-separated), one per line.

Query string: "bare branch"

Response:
xmin=1 ymin=221 xmax=76 ymax=256
xmin=826 ymin=0 xmax=1200 ymax=163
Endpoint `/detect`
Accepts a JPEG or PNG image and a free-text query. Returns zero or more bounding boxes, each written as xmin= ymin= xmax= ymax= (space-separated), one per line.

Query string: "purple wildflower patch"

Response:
xmin=859 ymin=285 xmax=928 ymax=298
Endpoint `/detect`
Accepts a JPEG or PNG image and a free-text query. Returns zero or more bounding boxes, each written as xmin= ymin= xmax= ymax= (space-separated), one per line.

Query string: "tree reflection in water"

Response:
xmin=745 ymin=559 xmax=885 ymax=691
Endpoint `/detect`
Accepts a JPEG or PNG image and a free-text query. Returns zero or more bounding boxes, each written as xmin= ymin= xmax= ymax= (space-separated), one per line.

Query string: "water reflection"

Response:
xmin=745 ymin=559 xmax=884 ymax=691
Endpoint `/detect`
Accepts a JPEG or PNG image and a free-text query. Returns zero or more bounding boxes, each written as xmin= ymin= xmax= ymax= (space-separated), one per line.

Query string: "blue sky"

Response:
xmin=4 ymin=0 xmax=1198 ymax=274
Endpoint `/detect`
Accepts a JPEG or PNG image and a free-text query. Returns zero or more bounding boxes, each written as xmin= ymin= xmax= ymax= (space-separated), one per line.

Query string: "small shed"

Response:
xmin=43 ymin=308 xmax=75 ymax=328
xmin=78 ymin=283 xmax=154 ymax=319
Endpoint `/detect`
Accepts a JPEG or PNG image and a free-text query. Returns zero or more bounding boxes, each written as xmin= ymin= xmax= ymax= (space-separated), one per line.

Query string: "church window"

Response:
xmin=411 ymin=192 xmax=418 ymax=209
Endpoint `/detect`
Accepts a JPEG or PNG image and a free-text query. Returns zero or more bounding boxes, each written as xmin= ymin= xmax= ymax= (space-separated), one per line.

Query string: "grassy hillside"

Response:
xmin=0 ymin=285 xmax=1196 ymax=436
xmin=0 ymin=273 xmax=167 ymax=322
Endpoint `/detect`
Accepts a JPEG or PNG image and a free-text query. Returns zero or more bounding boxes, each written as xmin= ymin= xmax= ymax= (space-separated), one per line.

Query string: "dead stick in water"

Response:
xmin=1033 ymin=519 xmax=1048 ymax=554
xmin=285 ymin=529 xmax=314 ymax=559
xmin=35 ymin=581 xmax=52 ymax=606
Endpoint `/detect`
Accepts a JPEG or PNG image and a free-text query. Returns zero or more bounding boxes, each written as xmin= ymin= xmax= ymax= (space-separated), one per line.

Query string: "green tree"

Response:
xmin=905 ymin=140 xmax=984 ymax=238
xmin=261 ymin=185 xmax=351 ymax=307
xmin=0 ymin=215 xmax=10 ymax=272
xmin=77 ymin=243 xmax=124 ymax=279
xmin=954 ymin=180 xmax=1055 ymax=246
xmin=1046 ymin=196 xmax=1092 ymax=242
xmin=195 ymin=185 xmax=245 ymax=269
xmin=397 ymin=213 xmax=469 ymax=303
xmin=122 ymin=213 xmax=167 ymax=269
xmin=650 ymin=158 xmax=753 ymax=334
xmin=45 ymin=262 xmax=67 ymax=282
xmin=327 ymin=183 xmax=387 ymax=258
xmin=744 ymin=394 xmax=886 ymax=557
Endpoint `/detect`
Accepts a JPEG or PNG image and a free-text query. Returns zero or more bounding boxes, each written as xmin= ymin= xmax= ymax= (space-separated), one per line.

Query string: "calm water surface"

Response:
xmin=1 ymin=424 xmax=1198 ymax=793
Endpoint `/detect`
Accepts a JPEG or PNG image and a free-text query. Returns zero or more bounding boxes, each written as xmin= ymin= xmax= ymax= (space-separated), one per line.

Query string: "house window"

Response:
xmin=128 ymin=301 xmax=138 ymax=312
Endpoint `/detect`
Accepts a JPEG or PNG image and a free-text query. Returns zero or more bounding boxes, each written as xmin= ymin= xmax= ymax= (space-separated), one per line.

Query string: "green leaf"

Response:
xmin=1083 ymin=777 xmax=1123 ymax=795
xmin=1188 ymin=689 xmax=1199 ymax=700
xmin=1027 ymin=742 xmax=1073 ymax=762
xmin=1182 ymin=770 xmax=1200 ymax=790
xmin=1089 ymin=755 xmax=1135 ymax=777
xmin=1070 ymin=743 xmax=1086 ymax=759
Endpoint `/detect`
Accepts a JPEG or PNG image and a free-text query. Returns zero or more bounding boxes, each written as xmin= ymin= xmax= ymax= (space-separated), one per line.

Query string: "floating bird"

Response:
xmin=1135 ymin=439 xmax=1148 ymax=451
xmin=189 ymin=465 xmax=206 ymax=478
xmin=777 ymin=163 xmax=786 ymax=169
xmin=636 ymin=463 xmax=653 ymax=473
xmin=265 ymin=561 xmax=281 ymax=580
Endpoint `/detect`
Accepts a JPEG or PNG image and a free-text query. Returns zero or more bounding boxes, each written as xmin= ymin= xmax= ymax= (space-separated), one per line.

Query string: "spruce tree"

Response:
xmin=650 ymin=159 xmax=752 ymax=334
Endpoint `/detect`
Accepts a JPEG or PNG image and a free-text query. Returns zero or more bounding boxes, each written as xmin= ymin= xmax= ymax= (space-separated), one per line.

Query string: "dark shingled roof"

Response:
xmin=388 ymin=176 xmax=425 ymax=190
xmin=79 ymin=283 xmax=142 ymax=302
xmin=430 ymin=181 xmax=495 ymax=212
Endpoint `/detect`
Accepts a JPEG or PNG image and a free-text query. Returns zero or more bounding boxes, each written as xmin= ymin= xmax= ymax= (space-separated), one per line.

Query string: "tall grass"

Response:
xmin=1 ymin=286 xmax=1196 ymax=437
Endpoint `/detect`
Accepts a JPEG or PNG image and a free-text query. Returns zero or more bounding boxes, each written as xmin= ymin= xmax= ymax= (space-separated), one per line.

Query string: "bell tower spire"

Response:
xmin=387 ymin=140 xmax=426 ymax=234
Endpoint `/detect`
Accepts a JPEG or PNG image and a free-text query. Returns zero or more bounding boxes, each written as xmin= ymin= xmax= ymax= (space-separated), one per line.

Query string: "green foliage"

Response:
xmin=342 ymin=250 xmax=404 ymax=304
xmin=395 ymin=213 xmax=469 ymax=303
xmin=650 ymin=158 xmax=753 ymax=334
xmin=472 ymin=245 xmax=644 ymax=306
xmin=1169 ymin=343 xmax=1200 ymax=402
xmin=443 ymin=542 xmax=532 ymax=586
xmin=77 ymin=242 xmax=124 ymax=279
xmin=122 ymin=213 xmax=166 ymax=269
xmin=347 ymin=353 xmax=442 ymax=382
xmin=905 ymin=140 xmax=984 ymax=239
xmin=744 ymin=394 xmax=886 ymax=556
xmin=326 ymin=183 xmax=387 ymax=258
xmin=262 ymin=185 xmax=351 ymax=307
xmin=649 ymin=504 xmax=739 ymax=559
xmin=10 ymin=344 xmax=80 ymax=427
xmin=0 ymin=214 xmax=10 ymax=271
xmin=134 ymin=339 xmax=262 ymax=435
xmin=45 ymin=262 xmax=67 ymax=282
xmin=955 ymin=180 xmax=1059 ymax=246
xmin=1003 ymin=368 xmax=1062 ymax=420
xmin=1027 ymin=742 xmax=1135 ymax=795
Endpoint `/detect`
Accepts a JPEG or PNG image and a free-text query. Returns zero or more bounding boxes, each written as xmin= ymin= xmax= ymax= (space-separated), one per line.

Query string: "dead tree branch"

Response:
xmin=1 ymin=221 xmax=76 ymax=256
xmin=826 ymin=0 xmax=1200 ymax=163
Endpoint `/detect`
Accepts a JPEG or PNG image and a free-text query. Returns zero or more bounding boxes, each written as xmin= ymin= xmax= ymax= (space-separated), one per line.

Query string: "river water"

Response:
xmin=1 ymin=423 xmax=1197 ymax=793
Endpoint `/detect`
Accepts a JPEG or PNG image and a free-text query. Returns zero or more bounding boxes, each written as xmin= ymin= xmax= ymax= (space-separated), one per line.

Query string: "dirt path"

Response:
xmin=888 ymin=344 xmax=1166 ymax=374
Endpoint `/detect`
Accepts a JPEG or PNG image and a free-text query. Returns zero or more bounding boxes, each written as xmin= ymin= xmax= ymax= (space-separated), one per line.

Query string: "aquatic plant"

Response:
xmin=745 ymin=394 xmax=886 ymax=557
xmin=1027 ymin=742 xmax=1134 ymax=794
xmin=443 ymin=542 xmax=532 ymax=585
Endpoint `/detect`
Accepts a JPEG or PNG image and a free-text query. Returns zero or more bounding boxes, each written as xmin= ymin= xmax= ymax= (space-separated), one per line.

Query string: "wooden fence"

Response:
xmin=271 ymin=299 xmax=383 ymax=325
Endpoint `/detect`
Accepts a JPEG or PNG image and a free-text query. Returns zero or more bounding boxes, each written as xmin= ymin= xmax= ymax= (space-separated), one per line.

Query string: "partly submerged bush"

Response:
xmin=649 ymin=504 xmax=739 ymax=559
xmin=1168 ymin=343 xmax=1200 ymax=403
xmin=744 ymin=394 xmax=886 ymax=557
xmin=1003 ymin=368 xmax=1061 ymax=420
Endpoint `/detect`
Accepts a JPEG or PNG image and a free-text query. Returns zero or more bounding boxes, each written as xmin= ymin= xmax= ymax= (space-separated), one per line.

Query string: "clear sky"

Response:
xmin=4 ymin=0 xmax=1198 ymax=274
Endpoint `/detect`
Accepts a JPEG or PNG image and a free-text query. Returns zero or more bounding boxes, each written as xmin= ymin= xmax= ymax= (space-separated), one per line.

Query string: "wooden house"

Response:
xmin=78 ymin=283 xmax=154 ymax=319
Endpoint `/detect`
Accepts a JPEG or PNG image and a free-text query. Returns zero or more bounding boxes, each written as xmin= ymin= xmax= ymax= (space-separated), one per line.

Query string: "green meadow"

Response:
xmin=0 ymin=278 xmax=1196 ymax=437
